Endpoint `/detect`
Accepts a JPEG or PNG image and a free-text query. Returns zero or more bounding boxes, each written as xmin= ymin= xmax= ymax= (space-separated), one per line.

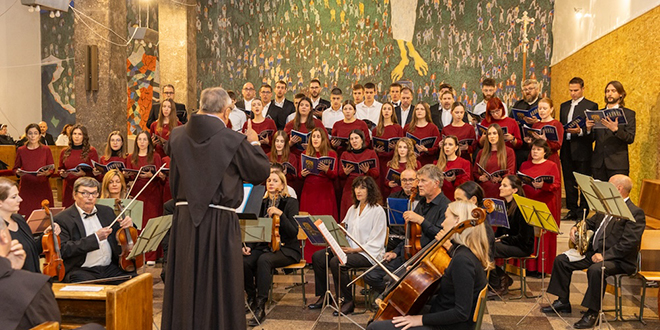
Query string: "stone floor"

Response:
xmin=146 ymin=218 xmax=660 ymax=330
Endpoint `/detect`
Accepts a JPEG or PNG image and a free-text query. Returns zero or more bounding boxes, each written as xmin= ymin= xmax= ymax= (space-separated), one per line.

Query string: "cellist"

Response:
xmin=364 ymin=165 xmax=450 ymax=295
xmin=367 ymin=201 xmax=492 ymax=330
xmin=242 ymin=168 xmax=300 ymax=326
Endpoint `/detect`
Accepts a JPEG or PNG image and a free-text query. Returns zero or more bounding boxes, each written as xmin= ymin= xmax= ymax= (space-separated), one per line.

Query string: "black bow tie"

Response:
xmin=83 ymin=212 xmax=97 ymax=219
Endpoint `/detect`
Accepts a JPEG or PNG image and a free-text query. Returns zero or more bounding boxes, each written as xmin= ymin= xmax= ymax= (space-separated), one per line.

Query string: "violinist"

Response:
xmin=364 ymin=165 xmax=450 ymax=294
xmin=309 ymin=176 xmax=387 ymax=316
xmin=54 ymin=177 xmax=136 ymax=283
xmin=100 ymin=170 xmax=127 ymax=199
xmin=386 ymin=169 xmax=419 ymax=251
xmin=243 ymin=168 xmax=300 ymax=326
xmin=367 ymin=201 xmax=492 ymax=330
xmin=0 ymin=178 xmax=60 ymax=273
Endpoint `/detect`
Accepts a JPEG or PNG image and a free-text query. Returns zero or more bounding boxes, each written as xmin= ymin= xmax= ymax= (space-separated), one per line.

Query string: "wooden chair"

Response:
xmin=504 ymin=228 xmax=543 ymax=299
xmin=473 ymin=285 xmax=489 ymax=330
xmin=30 ymin=322 xmax=59 ymax=330
xmin=622 ymin=229 xmax=660 ymax=323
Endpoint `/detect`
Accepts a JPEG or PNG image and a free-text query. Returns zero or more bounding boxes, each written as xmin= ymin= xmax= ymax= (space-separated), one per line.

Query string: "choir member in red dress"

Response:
xmin=268 ymin=131 xmax=300 ymax=195
xmin=384 ymin=137 xmax=421 ymax=197
xmin=285 ymin=97 xmax=326 ymax=160
xmin=479 ymin=97 xmax=522 ymax=151
xmin=126 ymin=131 xmax=166 ymax=264
xmin=99 ymin=131 xmax=127 ymax=165
xmin=13 ymin=123 xmax=54 ymax=216
xmin=473 ymin=124 xmax=516 ymax=199
xmin=331 ymin=101 xmax=371 ymax=157
xmin=339 ymin=130 xmax=379 ymax=219
xmin=523 ymin=97 xmax=564 ymax=215
xmin=150 ymin=99 xmax=181 ymax=159
xmin=403 ymin=102 xmax=440 ymax=166
xmin=434 ymin=136 xmax=471 ymax=201
xmin=441 ymin=102 xmax=477 ymax=160
xmin=372 ymin=102 xmax=404 ymax=193
xmin=299 ymin=128 xmax=338 ymax=262
xmin=519 ymin=139 xmax=561 ymax=274
xmin=242 ymin=99 xmax=277 ymax=154
xmin=58 ymin=125 xmax=99 ymax=208
xmin=100 ymin=169 xmax=127 ymax=199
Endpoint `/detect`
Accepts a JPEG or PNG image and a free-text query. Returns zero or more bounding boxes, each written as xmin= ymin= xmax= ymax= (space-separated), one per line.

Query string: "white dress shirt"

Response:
xmin=229 ymin=106 xmax=247 ymax=132
xmin=263 ymin=101 xmax=272 ymax=118
xmin=342 ymin=203 xmax=387 ymax=263
xmin=75 ymin=204 xmax=112 ymax=268
xmin=441 ymin=107 xmax=453 ymax=127
xmin=243 ymin=98 xmax=253 ymax=111
xmin=356 ymin=100 xmax=383 ymax=125
xmin=399 ymin=105 xmax=412 ymax=127
xmin=473 ymin=99 xmax=508 ymax=116
xmin=566 ymin=96 xmax=584 ymax=140
xmin=322 ymin=106 xmax=344 ymax=129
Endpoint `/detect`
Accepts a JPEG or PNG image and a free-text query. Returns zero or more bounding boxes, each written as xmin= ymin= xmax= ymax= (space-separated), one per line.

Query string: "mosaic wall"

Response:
xmin=40 ymin=9 xmax=75 ymax=136
xmin=196 ymin=0 xmax=554 ymax=109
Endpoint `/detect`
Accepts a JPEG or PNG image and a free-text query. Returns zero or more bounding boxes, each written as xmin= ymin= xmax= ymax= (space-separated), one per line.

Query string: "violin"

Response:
xmin=268 ymin=194 xmax=281 ymax=252
xmin=41 ymin=200 xmax=65 ymax=281
xmin=371 ymin=200 xmax=495 ymax=322
xmin=114 ymin=199 xmax=143 ymax=272
xmin=403 ymin=187 xmax=421 ymax=260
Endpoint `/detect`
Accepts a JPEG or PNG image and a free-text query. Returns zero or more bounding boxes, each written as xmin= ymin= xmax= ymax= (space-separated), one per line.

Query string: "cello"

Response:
xmin=41 ymin=200 xmax=65 ymax=281
xmin=403 ymin=187 xmax=421 ymax=259
xmin=114 ymin=199 xmax=143 ymax=272
xmin=371 ymin=200 xmax=494 ymax=322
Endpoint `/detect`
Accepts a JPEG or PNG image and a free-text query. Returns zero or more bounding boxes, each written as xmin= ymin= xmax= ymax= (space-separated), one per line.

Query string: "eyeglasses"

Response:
xmin=401 ymin=178 xmax=417 ymax=183
xmin=163 ymin=91 xmax=174 ymax=95
xmin=76 ymin=191 xmax=99 ymax=198
xmin=243 ymin=87 xmax=255 ymax=91
xmin=260 ymin=90 xmax=272 ymax=94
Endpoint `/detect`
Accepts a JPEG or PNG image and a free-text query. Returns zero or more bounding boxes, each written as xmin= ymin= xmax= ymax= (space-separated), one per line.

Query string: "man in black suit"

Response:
xmin=147 ymin=84 xmax=188 ymax=128
xmin=511 ymin=79 xmax=541 ymax=169
xmin=55 ymin=177 xmax=136 ymax=283
xmin=429 ymin=83 xmax=453 ymax=127
xmin=389 ymin=83 xmax=402 ymax=107
xmin=38 ymin=121 xmax=55 ymax=145
xmin=542 ymin=175 xmax=645 ymax=329
xmin=235 ymin=82 xmax=256 ymax=112
xmin=273 ymin=80 xmax=296 ymax=126
xmin=258 ymin=84 xmax=287 ymax=130
xmin=309 ymin=79 xmax=331 ymax=119
xmin=395 ymin=87 xmax=414 ymax=127
xmin=559 ymin=77 xmax=599 ymax=220
xmin=585 ymin=81 xmax=636 ymax=181
xmin=430 ymin=90 xmax=456 ymax=130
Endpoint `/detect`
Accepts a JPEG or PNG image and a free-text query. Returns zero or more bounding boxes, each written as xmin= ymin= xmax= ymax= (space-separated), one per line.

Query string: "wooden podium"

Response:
xmin=52 ymin=273 xmax=153 ymax=330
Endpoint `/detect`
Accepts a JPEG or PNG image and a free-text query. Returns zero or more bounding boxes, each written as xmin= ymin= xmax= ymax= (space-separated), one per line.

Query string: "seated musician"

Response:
xmin=309 ymin=176 xmax=387 ymax=316
xmin=243 ymin=168 xmax=300 ymax=326
xmin=542 ymin=174 xmax=645 ymax=329
xmin=367 ymin=201 xmax=492 ymax=330
xmin=455 ymin=181 xmax=496 ymax=264
xmin=364 ymin=164 xmax=450 ymax=294
xmin=55 ymin=177 xmax=136 ymax=283
xmin=386 ymin=168 xmax=420 ymax=251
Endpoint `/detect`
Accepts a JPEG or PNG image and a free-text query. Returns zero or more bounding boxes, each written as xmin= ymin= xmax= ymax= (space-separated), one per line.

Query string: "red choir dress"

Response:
xmin=441 ymin=123 xmax=477 ymax=160
xmin=150 ymin=121 xmax=181 ymax=159
xmin=331 ymin=119 xmax=372 ymax=157
xmin=473 ymin=147 xmax=516 ymax=199
xmin=403 ymin=123 xmax=440 ymax=166
xmin=59 ymin=147 xmax=99 ymax=208
xmin=435 ymin=157 xmax=472 ymax=201
xmin=162 ymin=156 xmax=172 ymax=203
xmin=383 ymin=160 xmax=421 ymax=197
xmin=531 ymin=119 xmax=564 ymax=215
xmin=339 ymin=149 xmax=379 ymax=219
xmin=479 ymin=117 xmax=522 ymax=150
xmin=13 ymin=145 xmax=54 ymax=216
xmin=99 ymin=154 xmax=126 ymax=165
xmin=519 ymin=160 xmax=561 ymax=274
xmin=267 ymin=152 xmax=301 ymax=196
xmin=242 ymin=118 xmax=277 ymax=154
xmin=284 ymin=118 xmax=326 ymax=160
xmin=372 ymin=124 xmax=404 ymax=194
xmin=299 ymin=149 xmax=338 ymax=263
xmin=126 ymin=153 xmax=164 ymax=262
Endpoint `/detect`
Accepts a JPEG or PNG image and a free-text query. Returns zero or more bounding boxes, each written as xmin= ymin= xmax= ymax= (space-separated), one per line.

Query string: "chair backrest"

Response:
xmin=639 ymin=230 xmax=660 ymax=272
xmin=30 ymin=321 xmax=59 ymax=330
xmin=473 ymin=285 xmax=488 ymax=329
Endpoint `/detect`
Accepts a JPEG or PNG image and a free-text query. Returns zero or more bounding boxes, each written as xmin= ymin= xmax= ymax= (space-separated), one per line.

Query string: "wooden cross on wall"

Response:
xmin=516 ymin=11 xmax=535 ymax=82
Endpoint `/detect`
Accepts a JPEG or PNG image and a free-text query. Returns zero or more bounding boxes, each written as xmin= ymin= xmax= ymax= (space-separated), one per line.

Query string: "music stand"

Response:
xmin=239 ymin=217 xmax=273 ymax=326
xmin=512 ymin=194 xmax=569 ymax=326
xmin=127 ymin=215 xmax=172 ymax=274
xmin=574 ymin=173 xmax=635 ymax=330
xmin=97 ymin=199 xmax=144 ymax=229
xmin=294 ymin=215 xmax=363 ymax=330
xmin=27 ymin=207 xmax=64 ymax=234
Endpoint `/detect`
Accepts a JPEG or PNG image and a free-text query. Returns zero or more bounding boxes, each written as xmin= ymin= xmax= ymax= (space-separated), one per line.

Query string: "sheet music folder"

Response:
xmin=237 ymin=184 xmax=266 ymax=220
xmin=128 ymin=215 xmax=173 ymax=259
xmin=294 ymin=215 xmax=350 ymax=247
xmin=573 ymin=172 xmax=634 ymax=221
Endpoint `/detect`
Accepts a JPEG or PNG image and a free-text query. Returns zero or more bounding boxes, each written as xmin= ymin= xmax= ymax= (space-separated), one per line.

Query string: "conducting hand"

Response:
xmin=244 ymin=120 xmax=259 ymax=143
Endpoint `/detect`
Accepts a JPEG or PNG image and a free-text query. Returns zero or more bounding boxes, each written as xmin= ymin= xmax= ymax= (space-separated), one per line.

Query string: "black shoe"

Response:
xmin=573 ymin=311 xmax=598 ymax=329
xmin=541 ymin=299 xmax=572 ymax=314
xmin=333 ymin=300 xmax=355 ymax=316
xmin=248 ymin=297 xmax=267 ymax=327
xmin=526 ymin=270 xmax=543 ymax=279
xmin=308 ymin=296 xmax=327 ymax=309
xmin=245 ymin=294 xmax=257 ymax=314
xmin=563 ymin=211 xmax=578 ymax=221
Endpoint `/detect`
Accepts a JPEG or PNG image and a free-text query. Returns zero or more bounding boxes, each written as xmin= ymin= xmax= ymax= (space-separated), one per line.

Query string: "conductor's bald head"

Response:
xmin=609 ymin=174 xmax=633 ymax=198
xmin=199 ymin=87 xmax=232 ymax=114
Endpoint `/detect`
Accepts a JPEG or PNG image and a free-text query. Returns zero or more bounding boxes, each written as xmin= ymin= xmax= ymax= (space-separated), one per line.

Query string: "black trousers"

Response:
xmin=312 ymin=249 xmax=372 ymax=301
xmin=367 ymin=320 xmax=443 ymax=330
xmin=65 ymin=263 xmax=136 ymax=284
xmin=490 ymin=242 xmax=530 ymax=289
xmin=160 ymin=199 xmax=175 ymax=282
xmin=591 ymin=166 xmax=628 ymax=182
xmin=560 ymin=144 xmax=591 ymax=215
xmin=363 ymin=255 xmax=405 ymax=294
xmin=243 ymin=249 xmax=297 ymax=299
xmin=547 ymin=254 xmax=625 ymax=311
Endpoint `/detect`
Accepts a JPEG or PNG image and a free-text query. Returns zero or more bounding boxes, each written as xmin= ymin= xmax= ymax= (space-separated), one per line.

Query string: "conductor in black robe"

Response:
xmin=162 ymin=87 xmax=270 ymax=330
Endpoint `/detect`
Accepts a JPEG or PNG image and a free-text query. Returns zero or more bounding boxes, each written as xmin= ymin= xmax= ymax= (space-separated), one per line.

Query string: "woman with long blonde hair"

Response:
xmin=372 ymin=102 xmax=404 ymax=194
xmin=404 ymin=102 xmax=440 ymax=166
xmin=435 ymin=135 xmax=471 ymax=201
xmin=384 ymin=137 xmax=420 ymax=196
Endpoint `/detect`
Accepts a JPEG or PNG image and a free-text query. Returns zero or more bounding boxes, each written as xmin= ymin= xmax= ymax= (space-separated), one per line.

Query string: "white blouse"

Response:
xmin=343 ymin=203 xmax=387 ymax=264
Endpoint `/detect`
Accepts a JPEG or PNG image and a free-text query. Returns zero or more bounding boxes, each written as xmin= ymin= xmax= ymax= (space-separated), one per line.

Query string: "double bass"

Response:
xmin=371 ymin=200 xmax=494 ymax=322
xmin=114 ymin=199 xmax=143 ymax=272
xmin=403 ymin=187 xmax=421 ymax=259
xmin=41 ymin=200 xmax=65 ymax=281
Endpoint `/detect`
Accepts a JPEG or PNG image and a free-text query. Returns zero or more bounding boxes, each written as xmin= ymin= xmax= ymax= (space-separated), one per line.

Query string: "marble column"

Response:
xmin=73 ymin=0 xmax=128 ymax=147
xmin=159 ymin=0 xmax=197 ymax=113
